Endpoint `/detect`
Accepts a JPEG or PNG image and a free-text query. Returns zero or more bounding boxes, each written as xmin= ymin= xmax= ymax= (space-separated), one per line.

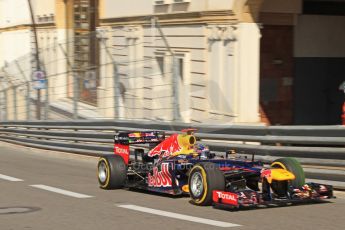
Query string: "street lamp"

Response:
xmin=27 ymin=0 xmax=43 ymax=120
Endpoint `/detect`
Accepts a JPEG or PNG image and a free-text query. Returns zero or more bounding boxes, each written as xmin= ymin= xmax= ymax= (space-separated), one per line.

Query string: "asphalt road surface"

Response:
xmin=1 ymin=142 xmax=345 ymax=230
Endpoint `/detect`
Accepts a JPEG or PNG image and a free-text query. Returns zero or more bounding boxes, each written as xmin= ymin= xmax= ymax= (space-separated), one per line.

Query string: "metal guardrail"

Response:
xmin=0 ymin=120 xmax=345 ymax=166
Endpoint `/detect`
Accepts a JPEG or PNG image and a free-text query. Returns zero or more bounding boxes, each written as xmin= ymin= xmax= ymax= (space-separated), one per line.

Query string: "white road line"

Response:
xmin=0 ymin=174 xmax=23 ymax=182
xmin=30 ymin=184 xmax=93 ymax=198
xmin=117 ymin=204 xmax=241 ymax=228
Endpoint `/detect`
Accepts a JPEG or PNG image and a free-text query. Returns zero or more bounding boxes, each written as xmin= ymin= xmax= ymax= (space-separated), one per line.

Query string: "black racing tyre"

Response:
xmin=188 ymin=162 xmax=225 ymax=206
xmin=271 ymin=157 xmax=305 ymax=187
xmin=98 ymin=155 xmax=127 ymax=189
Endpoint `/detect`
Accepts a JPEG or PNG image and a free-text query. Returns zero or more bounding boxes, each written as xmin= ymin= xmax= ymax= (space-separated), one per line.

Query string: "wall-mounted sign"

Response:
xmin=84 ymin=70 xmax=97 ymax=89
xmin=32 ymin=70 xmax=46 ymax=90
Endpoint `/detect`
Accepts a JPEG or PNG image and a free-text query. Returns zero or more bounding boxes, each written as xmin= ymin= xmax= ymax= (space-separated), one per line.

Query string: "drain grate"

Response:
xmin=0 ymin=207 xmax=40 ymax=215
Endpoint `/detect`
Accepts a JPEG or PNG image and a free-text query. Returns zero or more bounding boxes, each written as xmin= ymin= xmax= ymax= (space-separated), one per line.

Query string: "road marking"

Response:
xmin=117 ymin=204 xmax=241 ymax=228
xmin=30 ymin=185 xmax=93 ymax=198
xmin=0 ymin=174 xmax=23 ymax=182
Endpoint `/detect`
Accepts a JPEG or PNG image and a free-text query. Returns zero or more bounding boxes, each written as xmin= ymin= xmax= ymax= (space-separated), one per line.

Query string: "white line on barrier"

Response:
xmin=30 ymin=184 xmax=93 ymax=198
xmin=0 ymin=173 xmax=23 ymax=182
xmin=117 ymin=204 xmax=241 ymax=228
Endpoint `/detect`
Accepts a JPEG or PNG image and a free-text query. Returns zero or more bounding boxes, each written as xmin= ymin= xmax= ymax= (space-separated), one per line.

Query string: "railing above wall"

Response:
xmin=0 ymin=120 xmax=344 ymax=167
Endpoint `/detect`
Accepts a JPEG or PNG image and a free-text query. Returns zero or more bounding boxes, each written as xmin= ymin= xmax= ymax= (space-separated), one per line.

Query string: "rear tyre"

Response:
xmin=271 ymin=157 xmax=305 ymax=187
xmin=188 ymin=162 xmax=225 ymax=206
xmin=98 ymin=155 xmax=127 ymax=189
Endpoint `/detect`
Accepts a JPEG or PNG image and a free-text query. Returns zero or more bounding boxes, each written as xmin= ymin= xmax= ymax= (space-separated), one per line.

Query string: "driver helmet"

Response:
xmin=194 ymin=144 xmax=210 ymax=159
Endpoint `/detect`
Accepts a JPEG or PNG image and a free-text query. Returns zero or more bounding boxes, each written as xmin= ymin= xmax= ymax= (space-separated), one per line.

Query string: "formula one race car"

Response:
xmin=97 ymin=129 xmax=333 ymax=208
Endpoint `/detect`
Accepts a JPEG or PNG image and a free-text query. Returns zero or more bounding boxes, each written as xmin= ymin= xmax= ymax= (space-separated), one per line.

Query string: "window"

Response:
xmin=173 ymin=0 xmax=191 ymax=3
xmin=178 ymin=58 xmax=184 ymax=81
xmin=72 ymin=0 xmax=99 ymax=105
xmin=154 ymin=0 xmax=172 ymax=5
xmin=155 ymin=53 xmax=166 ymax=78
xmin=174 ymin=53 xmax=189 ymax=83
xmin=174 ymin=53 xmax=190 ymax=122
xmin=157 ymin=56 xmax=164 ymax=74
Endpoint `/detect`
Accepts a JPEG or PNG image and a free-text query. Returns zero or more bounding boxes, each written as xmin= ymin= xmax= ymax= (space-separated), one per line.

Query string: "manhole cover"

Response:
xmin=0 ymin=207 xmax=40 ymax=215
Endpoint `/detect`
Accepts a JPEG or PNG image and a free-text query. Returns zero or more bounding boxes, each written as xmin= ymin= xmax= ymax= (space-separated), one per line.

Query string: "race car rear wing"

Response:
xmin=114 ymin=131 xmax=165 ymax=164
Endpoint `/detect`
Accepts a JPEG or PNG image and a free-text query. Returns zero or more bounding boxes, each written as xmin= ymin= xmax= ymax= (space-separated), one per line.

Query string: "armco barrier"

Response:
xmin=0 ymin=120 xmax=345 ymax=166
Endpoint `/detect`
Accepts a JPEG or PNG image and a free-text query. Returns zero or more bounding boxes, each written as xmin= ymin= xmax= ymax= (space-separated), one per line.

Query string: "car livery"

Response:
xmin=97 ymin=129 xmax=334 ymax=208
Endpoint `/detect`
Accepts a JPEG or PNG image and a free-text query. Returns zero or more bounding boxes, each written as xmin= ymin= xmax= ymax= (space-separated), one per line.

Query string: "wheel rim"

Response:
xmin=98 ymin=161 xmax=108 ymax=183
xmin=190 ymin=172 xmax=204 ymax=197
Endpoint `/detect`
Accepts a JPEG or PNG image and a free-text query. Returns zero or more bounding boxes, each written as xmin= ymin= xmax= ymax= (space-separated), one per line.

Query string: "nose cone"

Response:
xmin=261 ymin=168 xmax=295 ymax=184
xmin=271 ymin=168 xmax=296 ymax=181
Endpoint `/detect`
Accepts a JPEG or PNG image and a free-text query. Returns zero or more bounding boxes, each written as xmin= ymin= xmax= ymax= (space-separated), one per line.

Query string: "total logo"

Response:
xmin=213 ymin=190 xmax=238 ymax=205
xmin=116 ymin=148 xmax=128 ymax=154
xmin=115 ymin=145 xmax=129 ymax=155
xmin=215 ymin=191 xmax=237 ymax=202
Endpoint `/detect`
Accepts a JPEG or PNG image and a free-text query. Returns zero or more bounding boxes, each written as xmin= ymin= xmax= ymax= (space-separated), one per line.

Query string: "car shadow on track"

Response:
xmin=117 ymin=188 xmax=334 ymax=213
xmin=212 ymin=199 xmax=333 ymax=212
xmin=125 ymin=187 xmax=188 ymax=199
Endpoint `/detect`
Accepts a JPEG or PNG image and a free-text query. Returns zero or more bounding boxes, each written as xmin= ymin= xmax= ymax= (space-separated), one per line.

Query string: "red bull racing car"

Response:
xmin=97 ymin=129 xmax=333 ymax=208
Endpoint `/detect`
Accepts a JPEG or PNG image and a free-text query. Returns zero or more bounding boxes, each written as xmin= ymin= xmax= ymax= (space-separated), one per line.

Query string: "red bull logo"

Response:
xmin=148 ymin=163 xmax=172 ymax=187
xmin=148 ymin=134 xmax=181 ymax=157
xmin=261 ymin=169 xmax=272 ymax=182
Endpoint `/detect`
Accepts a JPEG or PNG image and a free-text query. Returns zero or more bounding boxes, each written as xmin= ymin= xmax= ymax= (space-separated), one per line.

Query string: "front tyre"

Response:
xmin=188 ymin=162 xmax=225 ymax=206
xmin=98 ymin=155 xmax=127 ymax=189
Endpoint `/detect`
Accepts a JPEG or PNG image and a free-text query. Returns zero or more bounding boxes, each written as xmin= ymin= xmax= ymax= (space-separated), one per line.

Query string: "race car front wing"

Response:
xmin=212 ymin=183 xmax=334 ymax=209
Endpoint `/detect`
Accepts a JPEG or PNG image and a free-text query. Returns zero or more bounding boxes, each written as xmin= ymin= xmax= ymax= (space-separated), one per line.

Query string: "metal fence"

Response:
xmin=0 ymin=120 xmax=344 ymax=167
xmin=0 ymin=23 xmax=202 ymax=123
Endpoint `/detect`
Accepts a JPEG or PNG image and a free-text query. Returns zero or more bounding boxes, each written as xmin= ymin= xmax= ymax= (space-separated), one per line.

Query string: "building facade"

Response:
xmin=0 ymin=0 xmax=344 ymax=125
xmin=96 ymin=0 xmax=261 ymax=123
